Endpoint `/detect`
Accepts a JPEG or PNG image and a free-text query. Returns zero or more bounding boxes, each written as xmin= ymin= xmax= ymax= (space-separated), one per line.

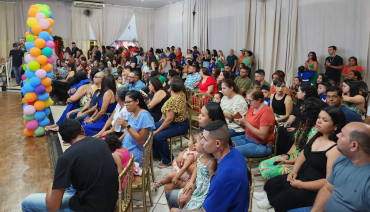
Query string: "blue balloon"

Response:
xmin=23 ymin=103 xmax=29 ymax=110
xmin=49 ymin=36 xmax=54 ymax=41
xmin=39 ymin=117 xmax=50 ymax=127
xmin=46 ymin=71 xmax=54 ymax=78
xmin=43 ymin=107 xmax=51 ymax=116
xmin=49 ymin=11 xmax=53 ymax=19
xmin=29 ymin=77 xmax=41 ymax=87
xmin=25 ymin=69 xmax=36 ymax=78
xmin=22 ymin=83 xmax=34 ymax=94
xmin=38 ymin=31 xmax=50 ymax=41
xmin=26 ymin=41 xmax=36 ymax=51
xmin=34 ymin=111 xmax=46 ymax=121
xmin=38 ymin=93 xmax=49 ymax=101
xmin=29 ymin=27 xmax=33 ymax=34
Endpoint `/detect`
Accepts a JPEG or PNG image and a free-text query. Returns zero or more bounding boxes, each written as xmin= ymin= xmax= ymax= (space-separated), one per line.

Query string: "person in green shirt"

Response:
xmin=255 ymin=69 xmax=271 ymax=89
xmin=103 ymin=46 xmax=114 ymax=62
xmin=234 ymin=66 xmax=252 ymax=96
xmin=150 ymin=70 xmax=166 ymax=85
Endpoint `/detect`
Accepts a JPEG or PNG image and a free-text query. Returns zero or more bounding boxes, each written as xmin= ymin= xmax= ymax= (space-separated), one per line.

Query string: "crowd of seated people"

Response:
xmin=23 ymin=43 xmax=369 ymax=212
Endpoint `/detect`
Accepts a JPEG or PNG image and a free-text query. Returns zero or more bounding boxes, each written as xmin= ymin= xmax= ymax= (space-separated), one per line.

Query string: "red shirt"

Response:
xmin=199 ymin=76 xmax=217 ymax=95
xmin=125 ymin=50 xmax=131 ymax=59
xmin=245 ymin=105 xmax=275 ymax=146
xmin=342 ymin=65 xmax=362 ymax=75
xmin=176 ymin=51 xmax=182 ymax=62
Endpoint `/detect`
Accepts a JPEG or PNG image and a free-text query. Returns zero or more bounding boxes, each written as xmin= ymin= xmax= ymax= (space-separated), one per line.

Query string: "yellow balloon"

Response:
xmin=27 ymin=17 xmax=39 ymax=28
xmin=44 ymin=98 xmax=52 ymax=107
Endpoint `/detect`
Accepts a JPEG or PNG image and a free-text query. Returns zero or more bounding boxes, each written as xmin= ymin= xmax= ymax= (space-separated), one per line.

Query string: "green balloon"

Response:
xmin=34 ymin=126 xmax=45 ymax=136
xmin=28 ymin=61 xmax=40 ymax=71
xmin=26 ymin=35 xmax=35 ymax=42
xmin=26 ymin=79 xmax=30 ymax=83
xmin=24 ymin=52 xmax=28 ymax=56
xmin=40 ymin=9 xmax=50 ymax=18
xmin=43 ymin=4 xmax=50 ymax=11
xmin=23 ymin=64 xmax=28 ymax=71
xmin=23 ymin=114 xmax=35 ymax=121
xmin=41 ymin=47 xmax=53 ymax=57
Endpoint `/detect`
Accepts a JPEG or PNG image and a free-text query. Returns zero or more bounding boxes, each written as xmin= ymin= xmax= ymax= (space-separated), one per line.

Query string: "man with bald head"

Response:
xmin=311 ymin=122 xmax=370 ymax=212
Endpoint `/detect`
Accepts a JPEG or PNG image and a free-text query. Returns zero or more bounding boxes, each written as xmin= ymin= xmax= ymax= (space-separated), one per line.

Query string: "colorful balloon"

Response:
xmin=41 ymin=47 xmax=52 ymax=57
xmin=24 ymin=105 xmax=36 ymax=115
xmin=28 ymin=8 xmax=38 ymax=17
xmin=38 ymin=31 xmax=50 ymax=41
xmin=28 ymin=61 xmax=40 ymax=71
xmin=34 ymin=38 xmax=46 ymax=48
xmin=36 ymin=55 xmax=48 ymax=65
xmin=35 ymin=69 xmax=47 ymax=78
xmin=26 ymin=35 xmax=35 ymax=42
xmin=26 ymin=120 xmax=39 ymax=131
xmin=27 ymin=17 xmax=38 ymax=27
xmin=38 ymin=117 xmax=50 ymax=127
xmin=34 ymin=100 xmax=46 ymax=111
xmin=29 ymin=77 xmax=41 ymax=87
xmin=39 ymin=19 xmax=50 ymax=29
xmin=45 ymin=40 xmax=55 ymax=49
xmin=47 ymin=55 xmax=55 ymax=64
xmin=24 ymin=128 xmax=35 ymax=137
xmin=26 ymin=41 xmax=36 ymax=51
xmin=35 ymin=12 xmax=46 ymax=21
xmin=29 ymin=47 xmax=41 ymax=57
xmin=34 ymin=126 xmax=45 ymax=137
xmin=23 ymin=114 xmax=35 ymax=121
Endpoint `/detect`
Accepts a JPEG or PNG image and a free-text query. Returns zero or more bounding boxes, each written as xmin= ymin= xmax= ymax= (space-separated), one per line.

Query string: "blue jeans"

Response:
xmin=229 ymin=128 xmax=245 ymax=137
xmin=13 ymin=66 xmax=22 ymax=84
xmin=287 ymin=207 xmax=312 ymax=212
xmin=22 ymin=187 xmax=75 ymax=212
xmin=165 ymin=189 xmax=180 ymax=208
xmin=153 ymin=119 xmax=189 ymax=165
xmin=232 ymin=134 xmax=272 ymax=158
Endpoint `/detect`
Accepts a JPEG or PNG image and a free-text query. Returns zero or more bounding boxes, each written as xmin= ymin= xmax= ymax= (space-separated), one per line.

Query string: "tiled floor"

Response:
xmin=50 ymin=105 xmax=275 ymax=212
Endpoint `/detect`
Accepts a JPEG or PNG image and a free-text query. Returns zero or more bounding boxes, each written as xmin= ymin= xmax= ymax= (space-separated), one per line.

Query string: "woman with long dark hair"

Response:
xmin=83 ymin=74 xmax=117 ymax=136
xmin=148 ymin=78 xmax=170 ymax=122
xmin=259 ymin=107 xmax=345 ymax=211
xmin=258 ymin=97 xmax=326 ymax=181
xmin=116 ymin=90 xmax=155 ymax=166
xmin=342 ymin=79 xmax=366 ymax=115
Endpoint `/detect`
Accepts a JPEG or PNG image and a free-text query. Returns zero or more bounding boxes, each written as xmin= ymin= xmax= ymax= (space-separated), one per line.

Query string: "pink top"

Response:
xmin=342 ymin=65 xmax=362 ymax=74
xmin=114 ymin=148 xmax=131 ymax=188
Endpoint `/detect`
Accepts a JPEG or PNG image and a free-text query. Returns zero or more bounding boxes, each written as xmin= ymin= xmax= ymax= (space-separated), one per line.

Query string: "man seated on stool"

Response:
xmin=22 ymin=119 xmax=118 ymax=212
xmin=311 ymin=122 xmax=370 ymax=212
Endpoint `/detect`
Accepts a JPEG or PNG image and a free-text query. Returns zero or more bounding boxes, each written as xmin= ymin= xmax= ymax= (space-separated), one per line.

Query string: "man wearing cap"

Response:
xmin=226 ymin=49 xmax=238 ymax=73
xmin=239 ymin=48 xmax=247 ymax=65
xmin=71 ymin=42 xmax=80 ymax=58
xmin=130 ymin=47 xmax=142 ymax=70
xmin=8 ymin=43 xmax=24 ymax=86
xmin=193 ymin=46 xmax=200 ymax=62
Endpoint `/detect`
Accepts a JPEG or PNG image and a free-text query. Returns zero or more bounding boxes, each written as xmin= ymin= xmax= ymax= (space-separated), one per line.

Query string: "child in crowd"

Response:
xmin=213 ymin=92 xmax=223 ymax=104
xmin=181 ymin=56 xmax=186 ymax=66
xmin=154 ymin=133 xmax=199 ymax=189
xmin=115 ymin=76 xmax=123 ymax=88
xmin=252 ymin=80 xmax=261 ymax=89
xmin=297 ymin=65 xmax=315 ymax=83
xmin=175 ymin=133 xmax=217 ymax=210
xmin=261 ymin=85 xmax=271 ymax=106
xmin=103 ymin=134 xmax=131 ymax=176
xmin=290 ymin=76 xmax=302 ymax=99
xmin=317 ymin=82 xmax=331 ymax=102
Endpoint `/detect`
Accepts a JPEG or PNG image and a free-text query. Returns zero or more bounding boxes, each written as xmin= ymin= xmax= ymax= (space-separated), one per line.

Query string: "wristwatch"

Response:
xmin=127 ymin=124 xmax=131 ymax=129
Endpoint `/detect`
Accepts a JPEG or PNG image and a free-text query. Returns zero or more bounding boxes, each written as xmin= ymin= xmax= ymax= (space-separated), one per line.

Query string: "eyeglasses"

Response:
xmin=124 ymin=100 xmax=134 ymax=104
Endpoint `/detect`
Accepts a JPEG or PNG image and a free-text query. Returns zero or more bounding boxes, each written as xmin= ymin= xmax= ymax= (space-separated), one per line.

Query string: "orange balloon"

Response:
xmin=30 ymin=5 xmax=39 ymax=10
xmin=24 ymin=92 xmax=38 ymax=103
xmin=45 ymin=86 xmax=52 ymax=93
xmin=41 ymin=63 xmax=52 ymax=72
xmin=31 ymin=25 xmax=42 ymax=35
xmin=22 ymin=97 xmax=28 ymax=104
xmin=41 ymin=77 xmax=52 ymax=87
xmin=34 ymin=101 xmax=45 ymax=111
xmin=34 ymin=38 xmax=45 ymax=49
xmin=47 ymin=18 xmax=54 ymax=27
xmin=24 ymin=128 xmax=35 ymax=137
xmin=29 ymin=47 xmax=41 ymax=57
xmin=23 ymin=120 xmax=29 ymax=125
xmin=34 ymin=36 xmax=38 ymax=40
xmin=45 ymin=28 xmax=52 ymax=35
xmin=37 ymin=55 xmax=48 ymax=65
xmin=28 ymin=8 xmax=38 ymax=17
xmin=25 ymin=31 xmax=31 ymax=37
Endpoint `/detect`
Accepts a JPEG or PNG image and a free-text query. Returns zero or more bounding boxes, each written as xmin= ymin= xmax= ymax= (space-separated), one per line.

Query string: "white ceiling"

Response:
xmin=66 ymin=0 xmax=184 ymax=8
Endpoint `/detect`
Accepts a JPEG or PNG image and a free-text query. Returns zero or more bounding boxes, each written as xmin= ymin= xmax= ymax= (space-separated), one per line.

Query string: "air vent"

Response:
xmin=73 ymin=1 xmax=105 ymax=9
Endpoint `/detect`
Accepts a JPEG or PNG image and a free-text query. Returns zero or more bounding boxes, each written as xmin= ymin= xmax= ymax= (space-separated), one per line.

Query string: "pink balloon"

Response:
xmin=35 ymin=12 xmax=46 ymax=21
xmin=22 ymin=74 xmax=27 ymax=81
xmin=35 ymin=69 xmax=47 ymax=78
xmin=24 ymin=105 xmax=36 ymax=115
xmin=45 ymin=40 xmax=55 ymax=49
xmin=39 ymin=19 xmax=50 ymax=29
xmin=25 ymin=54 xmax=36 ymax=64
xmin=47 ymin=55 xmax=55 ymax=64
xmin=26 ymin=120 xmax=39 ymax=131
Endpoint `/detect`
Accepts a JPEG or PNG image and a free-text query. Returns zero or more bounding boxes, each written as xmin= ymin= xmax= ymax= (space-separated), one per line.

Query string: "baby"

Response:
xmin=213 ymin=92 xmax=223 ymax=104
xmin=154 ymin=133 xmax=199 ymax=188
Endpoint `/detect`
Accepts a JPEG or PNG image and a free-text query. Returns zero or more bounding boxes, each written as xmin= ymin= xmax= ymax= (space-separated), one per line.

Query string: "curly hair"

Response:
xmin=294 ymin=97 xmax=326 ymax=150
xmin=299 ymin=83 xmax=319 ymax=100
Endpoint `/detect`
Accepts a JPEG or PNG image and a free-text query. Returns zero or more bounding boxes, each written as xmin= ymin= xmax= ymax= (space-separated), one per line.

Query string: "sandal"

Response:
xmin=158 ymin=162 xmax=170 ymax=169
xmin=153 ymin=181 xmax=163 ymax=189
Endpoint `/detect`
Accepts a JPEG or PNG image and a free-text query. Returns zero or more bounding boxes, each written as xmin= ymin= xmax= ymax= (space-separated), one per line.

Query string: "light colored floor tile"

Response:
xmin=151 ymin=203 xmax=170 ymax=212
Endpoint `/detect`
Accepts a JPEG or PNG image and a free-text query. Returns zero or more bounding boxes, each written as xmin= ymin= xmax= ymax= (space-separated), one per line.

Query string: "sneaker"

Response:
xmin=253 ymin=191 xmax=267 ymax=200
xmin=257 ymin=197 xmax=272 ymax=209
